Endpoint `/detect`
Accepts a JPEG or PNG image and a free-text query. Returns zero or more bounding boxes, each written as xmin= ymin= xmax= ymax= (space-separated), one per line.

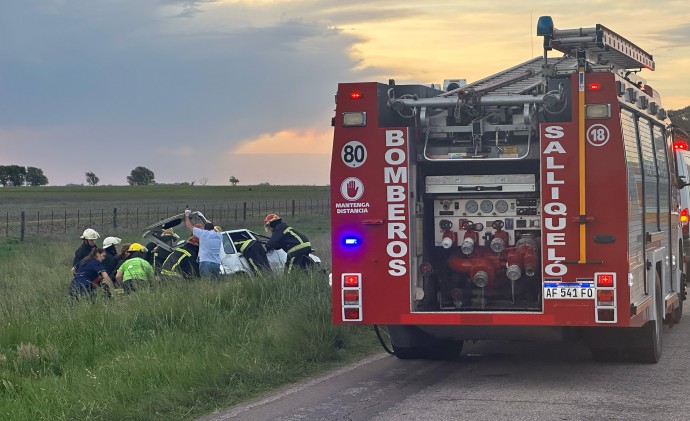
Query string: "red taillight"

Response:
xmin=349 ymin=91 xmax=363 ymax=100
xmin=597 ymin=309 xmax=615 ymax=322
xmin=588 ymin=82 xmax=602 ymax=91
xmin=597 ymin=289 xmax=615 ymax=302
xmin=343 ymin=290 xmax=359 ymax=305
xmin=681 ymin=208 xmax=689 ymax=224
xmin=343 ymin=274 xmax=360 ymax=287
xmin=596 ymin=273 xmax=614 ymax=288
xmin=344 ymin=308 xmax=360 ymax=320
xmin=674 ymin=141 xmax=688 ymax=150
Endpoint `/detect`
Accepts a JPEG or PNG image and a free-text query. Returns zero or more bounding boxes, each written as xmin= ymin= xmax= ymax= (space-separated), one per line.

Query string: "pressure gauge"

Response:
xmin=480 ymin=200 xmax=493 ymax=213
xmin=465 ymin=200 xmax=478 ymax=213
xmin=439 ymin=219 xmax=453 ymax=230
xmin=495 ymin=199 xmax=509 ymax=213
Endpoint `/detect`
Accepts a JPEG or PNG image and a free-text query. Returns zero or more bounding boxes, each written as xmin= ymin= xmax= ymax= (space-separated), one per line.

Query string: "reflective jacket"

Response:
xmin=265 ymin=222 xmax=311 ymax=256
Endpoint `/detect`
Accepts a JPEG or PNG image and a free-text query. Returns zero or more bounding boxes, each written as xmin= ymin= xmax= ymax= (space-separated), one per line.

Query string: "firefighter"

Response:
xmin=152 ymin=228 xmax=179 ymax=273
xmin=234 ymin=238 xmax=271 ymax=275
xmin=263 ymin=213 xmax=312 ymax=273
xmin=71 ymin=228 xmax=100 ymax=274
xmin=160 ymin=236 xmax=200 ymax=278
xmin=115 ymin=243 xmax=155 ymax=293
xmin=102 ymin=236 xmax=122 ymax=285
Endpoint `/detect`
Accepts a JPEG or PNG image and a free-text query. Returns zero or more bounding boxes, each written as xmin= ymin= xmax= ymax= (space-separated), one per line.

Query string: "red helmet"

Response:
xmin=264 ymin=213 xmax=281 ymax=227
xmin=187 ymin=236 xmax=199 ymax=246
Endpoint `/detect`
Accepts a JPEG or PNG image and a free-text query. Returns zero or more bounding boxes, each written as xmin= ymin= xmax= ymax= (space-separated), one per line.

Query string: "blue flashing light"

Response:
xmin=536 ymin=16 xmax=554 ymax=36
xmin=343 ymin=237 xmax=361 ymax=247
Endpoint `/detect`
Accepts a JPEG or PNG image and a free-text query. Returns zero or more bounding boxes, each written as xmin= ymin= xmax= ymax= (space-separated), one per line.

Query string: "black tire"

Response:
xmin=626 ymin=274 xmax=663 ymax=363
xmin=392 ymin=345 xmax=426 ymax=360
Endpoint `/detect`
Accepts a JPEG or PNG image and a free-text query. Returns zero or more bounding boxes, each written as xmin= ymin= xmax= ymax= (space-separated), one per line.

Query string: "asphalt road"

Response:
xmin=202 ymin=307 xmax=690 ymax=421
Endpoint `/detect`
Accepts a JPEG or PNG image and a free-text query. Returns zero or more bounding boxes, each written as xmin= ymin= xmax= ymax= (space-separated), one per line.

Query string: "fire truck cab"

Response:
xmin=330 ymin=17 xmax=685 ymax=363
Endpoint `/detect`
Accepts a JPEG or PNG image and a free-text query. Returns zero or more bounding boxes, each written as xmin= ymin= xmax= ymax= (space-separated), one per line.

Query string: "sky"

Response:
xmin=3 ymin=0 xmax=690 ymax=186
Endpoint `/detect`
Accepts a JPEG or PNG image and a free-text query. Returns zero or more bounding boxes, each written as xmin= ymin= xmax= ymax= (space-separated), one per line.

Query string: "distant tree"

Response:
xmin=670 ymin=106 xmax=690 ymax=133
xmin=198 ymin=177 xmax=208 ymax=186
xmin=258 ymin=182 xmax=271 ymax=186
xmin=0 ymin=166 xmax=9 ymax=187
xmin=26 ymin=167 xmax=48 ymax=186
xmin=85 ymin=171 xmax=99 ymax=186
xmin=6 ymin=165 xmax=26 ymax=187
xmin=127 ymin=166 xmax=155 ymax=185
xmin=229 ymin=176 xmax=239 ymax=186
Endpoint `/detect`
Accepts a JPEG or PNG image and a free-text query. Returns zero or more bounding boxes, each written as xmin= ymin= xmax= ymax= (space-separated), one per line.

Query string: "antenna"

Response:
xmin=531 ymin=10 xmax=534 ymax=58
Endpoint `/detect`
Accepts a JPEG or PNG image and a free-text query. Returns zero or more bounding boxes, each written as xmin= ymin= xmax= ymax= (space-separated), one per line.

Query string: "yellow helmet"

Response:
xmin=214 ymin=225 xmax=222 ymax=232
xmin=128 ymin=243 xmax=148 ymax=253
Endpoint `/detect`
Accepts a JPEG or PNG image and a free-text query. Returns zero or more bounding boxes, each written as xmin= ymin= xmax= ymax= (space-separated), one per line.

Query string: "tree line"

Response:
xmin=0 ymin=165 xmax=49 ymax=186
xmin=0 ymin=165 xmax=157 ymax=187
xmin=2 ymin=165 xmax=245 ymax=187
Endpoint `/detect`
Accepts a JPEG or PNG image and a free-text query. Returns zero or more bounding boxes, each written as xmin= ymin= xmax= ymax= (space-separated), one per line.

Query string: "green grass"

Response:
xmin=0 ymin=224 xmax=377 ymax=420
xmin=0 ymin=185 xmax=330 ymax=209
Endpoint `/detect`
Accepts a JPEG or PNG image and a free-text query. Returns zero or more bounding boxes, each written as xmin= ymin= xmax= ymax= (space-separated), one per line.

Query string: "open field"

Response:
xmin=0 ymin=210 xmax=378 ymax=420
xmin=0 ymin=185 xmax=330 ymax=210
xmin=0 ymin=185 xmax=331 ymax=242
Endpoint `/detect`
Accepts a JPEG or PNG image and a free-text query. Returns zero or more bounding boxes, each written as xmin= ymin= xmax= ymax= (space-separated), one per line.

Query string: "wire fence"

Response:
xmin=5 ymin=199 xmax=331 ymax=241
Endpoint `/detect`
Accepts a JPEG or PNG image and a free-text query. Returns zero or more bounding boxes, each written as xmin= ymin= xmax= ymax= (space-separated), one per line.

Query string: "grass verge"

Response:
xmin=0 ymin=237 xmax=378 ymax=420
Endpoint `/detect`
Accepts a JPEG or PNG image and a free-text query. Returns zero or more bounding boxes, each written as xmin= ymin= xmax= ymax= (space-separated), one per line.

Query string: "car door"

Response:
xmin=219 ymin=232 xmax=251 ymax=275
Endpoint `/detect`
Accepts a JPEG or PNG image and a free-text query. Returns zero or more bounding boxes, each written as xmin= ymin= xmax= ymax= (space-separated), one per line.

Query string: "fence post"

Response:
xmin=20 ymin=211 xmax=25 ymax=241
xmin=64 ymin=210 xmax=67 ymax=233
xmin=51 ymin=210 xmax=54 ymax=235
xmin=291 ymin=200 xmax=295 ymax=217
xmin=5 ymin=212 xmax=8 ymax=237
xmin=242 ymin=202 xmax=247 ymax=221
xmin=113 ymin=208 xmax=118 ymax=230
xmin=89 ymin=209 xmax=92 ymax=227
xmin=235 ymin=203 xmax=238 ymax=220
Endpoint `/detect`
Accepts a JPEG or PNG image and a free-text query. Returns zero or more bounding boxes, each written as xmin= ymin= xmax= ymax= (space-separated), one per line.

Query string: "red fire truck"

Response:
xmin=330 ymin=16 xmax=686 ymax=363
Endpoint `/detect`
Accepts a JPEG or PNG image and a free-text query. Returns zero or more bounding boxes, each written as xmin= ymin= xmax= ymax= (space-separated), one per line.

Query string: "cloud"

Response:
xmin=4 ymin=0 xmax=690 ymax=186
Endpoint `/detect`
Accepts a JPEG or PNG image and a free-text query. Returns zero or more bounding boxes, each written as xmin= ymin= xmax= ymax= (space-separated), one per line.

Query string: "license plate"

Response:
xmin=544 ymin=286 xmax=595 ymax=299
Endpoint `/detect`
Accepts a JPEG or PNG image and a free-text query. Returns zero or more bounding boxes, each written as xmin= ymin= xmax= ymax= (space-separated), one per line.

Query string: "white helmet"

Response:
xmin=103 ymin=236 xmax=121 ymax=249
xmin=80 ymin=228 xmax=100 ymax=240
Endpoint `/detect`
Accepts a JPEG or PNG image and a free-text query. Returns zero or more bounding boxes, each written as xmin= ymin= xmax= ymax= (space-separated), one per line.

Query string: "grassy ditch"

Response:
xmin=0 ymin=235 xmax=378 ymax=420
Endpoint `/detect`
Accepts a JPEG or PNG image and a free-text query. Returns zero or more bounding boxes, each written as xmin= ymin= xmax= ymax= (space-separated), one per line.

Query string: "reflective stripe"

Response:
xmin=163 ymin=249 xmax=192 ymax=274
xmin=237 ymin=240 xmax=252 ymax=253
xmin=284 ymin=227 xmax=310 ymax=255
xmin=287 ymin=241 xmax=311 ymax=255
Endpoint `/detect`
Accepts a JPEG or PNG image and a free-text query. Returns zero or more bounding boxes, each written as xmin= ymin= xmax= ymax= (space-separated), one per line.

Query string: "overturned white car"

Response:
xmin=142 ymin=211 xmax=321 ymax=276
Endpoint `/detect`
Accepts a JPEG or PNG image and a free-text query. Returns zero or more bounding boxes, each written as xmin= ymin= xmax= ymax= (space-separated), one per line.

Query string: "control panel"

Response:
xmin=433 ymin=197 xmax=541 ymax=247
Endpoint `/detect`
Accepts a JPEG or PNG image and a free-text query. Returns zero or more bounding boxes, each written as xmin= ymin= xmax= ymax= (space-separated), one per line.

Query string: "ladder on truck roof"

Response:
xmin=456 ymin=56 xmax=569 ymax=97
xmin=541 ymin=20 xmax=655 ymax=71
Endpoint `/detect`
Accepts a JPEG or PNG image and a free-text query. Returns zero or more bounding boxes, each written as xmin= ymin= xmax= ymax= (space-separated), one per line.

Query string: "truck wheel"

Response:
xmin=392 ymin=345 xmax=426 ymax=360
xmin=626 ymin=274 xmax=663 ymax=363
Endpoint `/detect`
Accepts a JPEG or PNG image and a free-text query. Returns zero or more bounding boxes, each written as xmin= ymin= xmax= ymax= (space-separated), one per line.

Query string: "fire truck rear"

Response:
xmin=330 ymin=16 xmax=685 ymax=363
